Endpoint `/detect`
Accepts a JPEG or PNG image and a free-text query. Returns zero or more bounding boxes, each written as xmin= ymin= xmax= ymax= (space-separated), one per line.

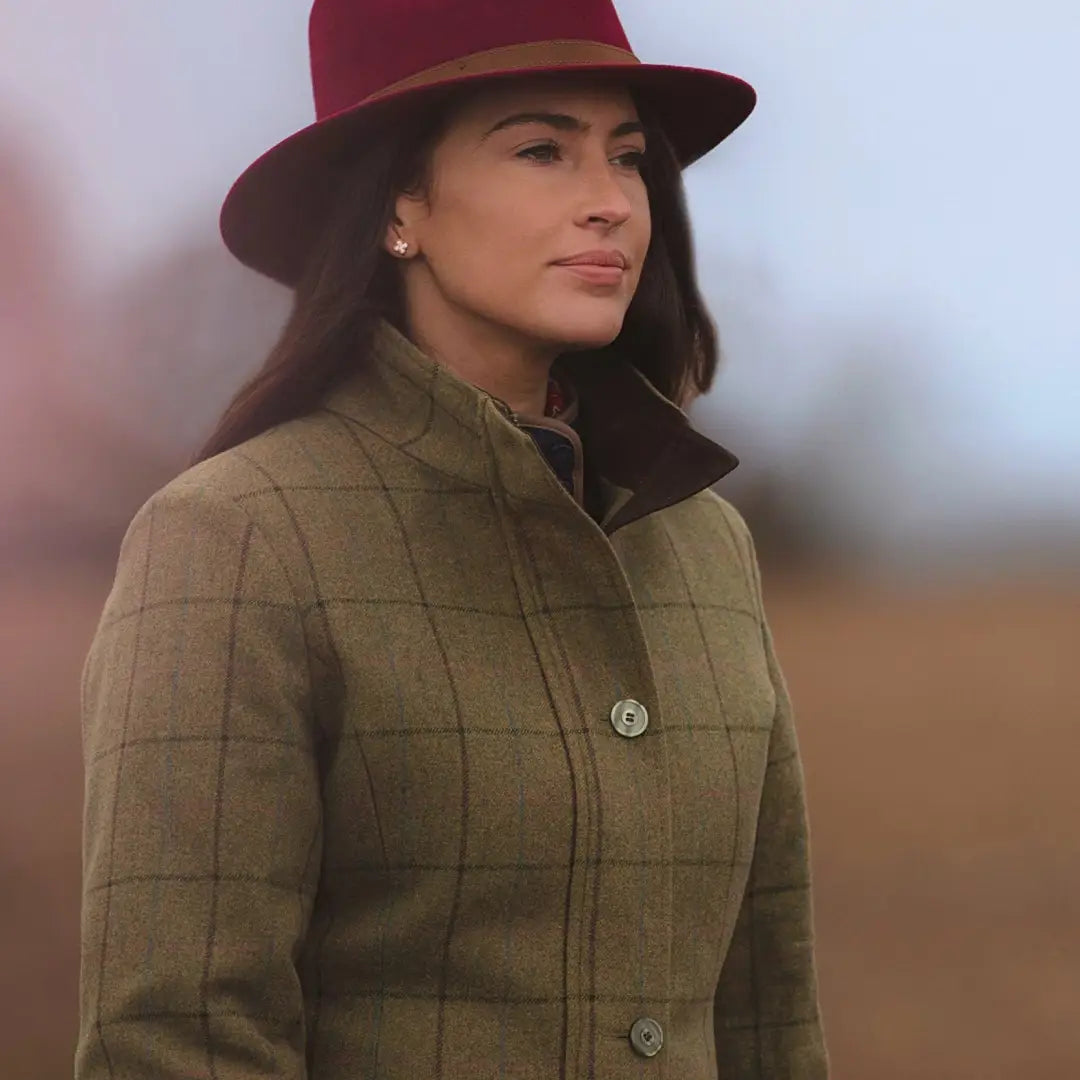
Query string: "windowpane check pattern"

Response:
xmin=77 ymin=318 xmax=828 ymax=1079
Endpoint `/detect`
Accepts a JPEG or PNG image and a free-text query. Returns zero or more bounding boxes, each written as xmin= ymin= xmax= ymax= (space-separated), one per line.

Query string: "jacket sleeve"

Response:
xmin=712 ymin=515 xmax=830 ymax=1078
xmin=75 ymin=481 xmax=323 ymax=1080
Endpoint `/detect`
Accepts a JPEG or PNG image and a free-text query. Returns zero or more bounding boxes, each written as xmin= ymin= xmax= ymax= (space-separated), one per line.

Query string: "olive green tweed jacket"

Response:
xmin=76 ymin=317 xmax=829 ymax=1079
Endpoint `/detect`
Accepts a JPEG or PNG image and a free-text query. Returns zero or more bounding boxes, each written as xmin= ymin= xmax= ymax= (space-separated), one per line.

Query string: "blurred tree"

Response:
xmin=0 ymin=125 xmax=175 ymax=563
xmin=96 ymin=223 xmax=291 ymax=463
xmin=696 ymin=282 xmax=950 ymax=573
xmin=773 ymin=315 xmax=946 ymax=565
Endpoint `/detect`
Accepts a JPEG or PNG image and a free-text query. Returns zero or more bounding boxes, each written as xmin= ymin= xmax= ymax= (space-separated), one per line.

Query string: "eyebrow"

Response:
xmin=480 ymin=112 xmax=646 ymax=141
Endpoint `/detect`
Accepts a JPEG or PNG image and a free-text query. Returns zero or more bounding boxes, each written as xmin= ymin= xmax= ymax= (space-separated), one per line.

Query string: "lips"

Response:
xmin=553 ymin=249 xmax=629 ymax=269
xmin=555 ymin=263 xmax=626 ymax=286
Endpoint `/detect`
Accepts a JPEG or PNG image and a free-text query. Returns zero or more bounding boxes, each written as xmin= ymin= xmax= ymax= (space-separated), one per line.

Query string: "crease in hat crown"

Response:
xmin=221 ymin=0 xmax=757 ymax=286
xmin=309 ymin=0 xmax=640 ymax=119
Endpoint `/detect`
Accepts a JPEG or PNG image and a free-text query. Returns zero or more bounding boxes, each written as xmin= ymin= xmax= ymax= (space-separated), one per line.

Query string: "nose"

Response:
xmin=574 ymin=149 xmax=635 ymax=229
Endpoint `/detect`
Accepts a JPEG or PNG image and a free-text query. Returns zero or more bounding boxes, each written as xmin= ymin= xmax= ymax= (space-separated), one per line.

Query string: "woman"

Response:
xmin=76 ymin=1 xmax=829 ymax=1077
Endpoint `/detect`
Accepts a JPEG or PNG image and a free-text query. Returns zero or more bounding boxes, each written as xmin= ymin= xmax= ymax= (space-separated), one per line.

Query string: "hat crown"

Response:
xmin=308 ymin=0 xmax=635 ymax=119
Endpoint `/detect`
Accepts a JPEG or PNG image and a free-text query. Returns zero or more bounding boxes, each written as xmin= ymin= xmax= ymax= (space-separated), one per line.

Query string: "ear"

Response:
xmin=383 ymin=190 xmax=428 ymax=256
xmin=383 ymin=220 xmax=407 ymax=256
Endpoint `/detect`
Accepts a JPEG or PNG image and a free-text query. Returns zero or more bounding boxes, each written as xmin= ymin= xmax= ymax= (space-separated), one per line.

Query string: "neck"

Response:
xmin=402 ymin=292 xmax=559 ymax=420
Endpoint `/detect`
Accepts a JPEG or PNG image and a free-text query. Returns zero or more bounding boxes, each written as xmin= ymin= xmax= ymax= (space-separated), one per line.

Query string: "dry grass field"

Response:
xmin=2 ymin=560 xmax=1077 ymax=1078
xmin=768 ymin=573 xmax=1079 ymax=1079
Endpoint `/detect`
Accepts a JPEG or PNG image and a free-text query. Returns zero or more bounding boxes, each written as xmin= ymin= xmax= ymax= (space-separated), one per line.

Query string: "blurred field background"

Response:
xmin=2 ymin=2 xmax=1078 ymax=1078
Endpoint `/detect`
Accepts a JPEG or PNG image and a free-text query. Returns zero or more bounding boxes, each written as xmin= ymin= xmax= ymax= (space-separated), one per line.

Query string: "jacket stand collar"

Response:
xmin=322 ymin=317 xmax=739 ymax=535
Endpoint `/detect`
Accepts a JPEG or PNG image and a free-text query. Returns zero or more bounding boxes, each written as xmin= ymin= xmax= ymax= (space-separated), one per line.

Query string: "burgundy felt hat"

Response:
xmin=220 ymin=0 xmax=756 ymax=287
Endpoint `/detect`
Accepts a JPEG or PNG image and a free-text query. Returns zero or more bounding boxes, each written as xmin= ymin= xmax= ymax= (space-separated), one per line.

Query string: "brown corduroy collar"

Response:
xmin=321 ymin=317 xmax=739 ymax=536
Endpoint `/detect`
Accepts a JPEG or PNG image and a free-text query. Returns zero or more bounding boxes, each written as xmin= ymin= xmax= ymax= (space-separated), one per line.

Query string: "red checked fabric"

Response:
xmin=545 ymin=375 xmax=567 ymax=418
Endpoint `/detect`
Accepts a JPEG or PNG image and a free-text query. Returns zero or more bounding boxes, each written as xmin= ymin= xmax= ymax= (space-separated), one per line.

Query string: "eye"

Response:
xmin=516 ymin=141 xmax=562 ymax=163
xmin=516 ymin=142 xmax=648 ymax=171
xmin=615 ymin=149 xmax=648 ymax=171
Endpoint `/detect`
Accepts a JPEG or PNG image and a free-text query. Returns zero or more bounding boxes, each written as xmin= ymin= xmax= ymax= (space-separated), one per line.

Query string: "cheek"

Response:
xmin=422 ymin=175 xmax=650 ymax=316
xmin=428 ymin=190 xmax=554 ymax=293
xmin=635 ymin=191 xmax=652 ymax=252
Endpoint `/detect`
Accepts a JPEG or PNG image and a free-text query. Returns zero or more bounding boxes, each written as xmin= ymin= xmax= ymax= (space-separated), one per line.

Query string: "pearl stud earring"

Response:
xmin=393 ymin=239 xmax=410 ymax=256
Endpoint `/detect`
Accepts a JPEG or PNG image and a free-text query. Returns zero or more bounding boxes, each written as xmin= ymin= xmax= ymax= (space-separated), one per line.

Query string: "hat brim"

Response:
xmin=220 ymin=62 xmax=756 ymax=287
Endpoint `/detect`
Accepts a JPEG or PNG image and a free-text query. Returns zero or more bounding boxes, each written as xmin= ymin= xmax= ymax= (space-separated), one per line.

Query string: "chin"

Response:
xmin=537 ymin=305 xmax=628 ymax=351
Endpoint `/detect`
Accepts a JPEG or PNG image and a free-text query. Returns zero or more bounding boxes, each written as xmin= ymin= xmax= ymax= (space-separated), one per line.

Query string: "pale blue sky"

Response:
xmin=1 ymin=1 xmax=1077 ymax=551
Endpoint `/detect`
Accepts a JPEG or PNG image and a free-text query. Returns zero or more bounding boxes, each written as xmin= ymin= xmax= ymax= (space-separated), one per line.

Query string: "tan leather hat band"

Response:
xmin=362 ymin=40 xmax=642 ymax=107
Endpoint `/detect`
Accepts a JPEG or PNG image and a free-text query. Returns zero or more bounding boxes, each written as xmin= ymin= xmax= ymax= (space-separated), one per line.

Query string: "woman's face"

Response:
xmin=389 ymin=75 xmax=652 ymax=357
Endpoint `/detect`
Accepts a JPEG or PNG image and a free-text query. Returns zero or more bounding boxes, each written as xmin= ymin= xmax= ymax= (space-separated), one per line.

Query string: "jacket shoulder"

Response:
xmin=164 ymin=411 xmax=353 ymax=505
xmin=693 ymin=487 xmax=764 ymax=610
xmin=117 ymin=412 xmax=358 ymax=590
xmin=697 ymin=487 xmax=755 ymax=558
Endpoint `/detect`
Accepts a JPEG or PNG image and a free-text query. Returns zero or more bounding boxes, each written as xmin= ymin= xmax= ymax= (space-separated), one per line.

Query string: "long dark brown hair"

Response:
xmin=193 ymin=75 xmax=722 ymax=465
